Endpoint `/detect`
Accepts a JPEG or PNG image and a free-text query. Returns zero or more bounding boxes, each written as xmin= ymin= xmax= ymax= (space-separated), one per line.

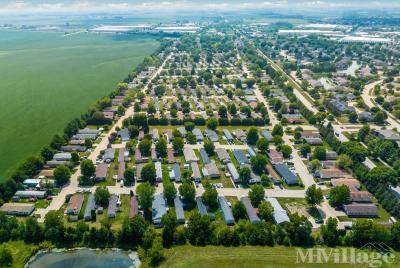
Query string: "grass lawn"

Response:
xmin=159 ymin=245 xmax=400 ymax=268
xmin=0 ymin=31 xmax=159 ymax=180
xmin=2 ymin=241 xmax=37 ymax=268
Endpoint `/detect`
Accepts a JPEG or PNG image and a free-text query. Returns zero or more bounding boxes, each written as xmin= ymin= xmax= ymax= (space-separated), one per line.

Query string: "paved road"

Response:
xmin=362 ymin=79 xmax=400 ymax=130
xmin=35 ymin=53 xmax=173 ymax=222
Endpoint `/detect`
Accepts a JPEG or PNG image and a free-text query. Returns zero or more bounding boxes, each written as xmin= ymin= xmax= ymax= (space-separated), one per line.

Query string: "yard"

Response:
xmin=159 ymin=245 xmax=400 ymax=268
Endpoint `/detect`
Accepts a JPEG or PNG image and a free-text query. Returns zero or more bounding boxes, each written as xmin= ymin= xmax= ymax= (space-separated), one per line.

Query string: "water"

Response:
xmin=339 ymin=60 xmax=361 ymax=76
xmin=27 ymin=248 xmax=140 ymax=268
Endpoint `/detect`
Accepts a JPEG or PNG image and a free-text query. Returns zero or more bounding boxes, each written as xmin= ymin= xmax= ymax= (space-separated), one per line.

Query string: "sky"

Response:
xmin=0 ymin=0 xmax=399 ymax=13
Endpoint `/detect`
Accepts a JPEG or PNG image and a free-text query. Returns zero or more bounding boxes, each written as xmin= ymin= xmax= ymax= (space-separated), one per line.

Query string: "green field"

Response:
xmin=0 ymin=31 xmax=159 ymax=180
xmin=160 ymin=245 xmax=400 ymax=268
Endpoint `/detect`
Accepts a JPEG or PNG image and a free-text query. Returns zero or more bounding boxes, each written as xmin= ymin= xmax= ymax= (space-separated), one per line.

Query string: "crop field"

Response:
xmin=0 ymin=31 xmax=159 ymax=180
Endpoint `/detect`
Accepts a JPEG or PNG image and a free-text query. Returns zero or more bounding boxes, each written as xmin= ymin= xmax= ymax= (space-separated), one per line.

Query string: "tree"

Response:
xmin=239 ymin=166 xmax=251 ymax=185
xmin=184 ymin=121 xmax=195 ymax=131
xmin=256 ymin=138 xmax=269 ymax=154
xmin=350 ymin=219 xmax=390 ymax=247
xmin=258 ymin=201 xmax=274 ymax=221
xmin=250 ymin=154 xmax=268 ymax=175
xmin=336 ymin=154 xmax=353 ymax=170
xmin=161 ymin=211 xmax=178 ymax=247
xmin=280 ymin=145 xmax=292 ymax=158
xmin=246 ymin=127 xmax=259 ymax=145
xmin=305 ymin=185 xmax=323 ymax=207
xmin=179 ymin=183 xmax=196 ymax=206
xmin=163 ymin=183 xmax=177 ymax=205
xmin=349 ymin=112 xmax=358 ymax=123
xmin=95 ymin=186 xmax=110 ymax=207
xmin=173 ymin=137 xmax=184 ymax=155
xmin=329 ymin=185 xmax=350 ymax=207
xmin=249 ymin=184 xmax=265 ymax=207
xmin=54 ymin=165 xmax=71 ymax=186
xmin=80 ymin=159 xmax=95 ymax=178
xmin=119 ymin=215 xmax=148 ymax=246
xmin=149 ymin=237 xmax=164 ymax=266
xmin=23 ymin=217 xmax=43 ymax=243
xmin=313 ymin=146 xmax=326 ymax=160
xmin=71 ymin=152 xmax=80 ymax=165
xmin=186 ymin=132 xmax=197 ymax=144
xmin=0 ymin=246 xmax=12 ymax=267
xmin=206 ymin=118 xmax=218 ymax=130
xmin=374 ymin=110 xmax=385 ymax=125
xmin=320 ymin=217 xmax=341 ymax=247
xmin=228 ymin=103 xmax=237 ymax=115
xmin=137 ymin=182 xmax=155 ymax=216
xmin=156 ymin=138 xmax=167 ymax=158
xmin=218 ymin=105 xmax=228 ymax=118
xmin=187 ymin=212 xmax=213 ymax=246
xmin=390 ymin=221 xmax=400 ymax=250
xmin=338 ymin=141 xmax=368 ymax=163
xmin=124 ymin=167 xmax=135 ymax=185
xmin=232 ymin=202 xmax=247 ymax=220
xmin=85 ymin=138 xmax=93 ymax=148
xmin=245 ymin=77 xmax=256 ymax=88
xmin=138 ymin=139 xmax=152 ymax=157
xmin=202 ymin=187 xmax=218 ymax=211
xmin=40 ymin=146 xmax=55 ymax=161
xmin=299 ymin=144 xmax=311 ymax=157
xmin=44 ymin=211 xmax=65 ymax=243
xmin=141 ymin=163 xmax=156 ymax=184
xmin=272 ymin=124 xmax=283 ymax=136
xmin=204 ymin=139 xmax=215 ymax=155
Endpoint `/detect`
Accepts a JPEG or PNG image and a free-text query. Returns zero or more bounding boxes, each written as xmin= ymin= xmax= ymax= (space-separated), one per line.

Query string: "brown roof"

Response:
xmin=320 ymin=168 xmax=351 ymax=179
xmin=129 ymin=196 xmax=138 ymax=218
xmin=266 ymin=164 xmax=280 ymax=183
xmin=66 ymin=194 xmax=84 ymax=215
xmin=268 ymin=149 xmax=283 ymax=164
xmin=167 ymin=149 xmax=175 ymax=162
xmin=96 ymin=163 xmax=108 ymax=179
xmin=331 ymin=178 xmax=360 ymax=190
xmin=350 ymin=191 xmax=372 ymax=203
xmin=38 ymin=169 xmax=54 ymax=178
xmin=343 ymin=203 xmax=378 ymax=217
xmin=301 ymin=131 xmax=321 ymax=139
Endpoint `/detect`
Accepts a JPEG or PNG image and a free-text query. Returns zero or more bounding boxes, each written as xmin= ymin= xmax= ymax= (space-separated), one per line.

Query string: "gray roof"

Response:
xmin=227 ymin=162 xmax=239 ymax=182
xmin=61 ymin=145 xmax=86 ymax=152
xmin=196 ymin=197 xmax=208 ymax=216
xmin=152 ymin=194 xmax=167 ymax=225
xmin=183 ymin=147 xmax=198 ymax=163
xmin=84 ymin=194 xmax=96 ymax=221
xmin=218 ymin=196 xmax=235 ymax=225
xmin=199 ymin=148 xmax=210 ymax=164
xmin=233 ymin=150 xmax=249 ymax=165
xmin=155 ymin=162 xmax=162 ymax=182
xmin=267 ymin=197 xmax=290 ymax=224
xmin=72 ymin=133 xmax=98 ymax=140
xmin=174 ymin=197 xmax=185 ymax=223
xmin=262 ymin=130 xmax=274 ymax=141
xmin=223 ymin=129 xmax=234 ymax=141
xmin=248 ymin=147 xmax=257 ymax=157
xmin=216 ymin=148 xmax=230 ymax=163
xmin=202 ymin=162 xmax=220 ymax=178
xmin=177 ymin=127 xmax=187 ymax=137
xmin=192 ymin=128 xmax=204 ymax=141
xmin=191 ymin=162 xmax=201 ymax=180
xmin=104 ymin=148 xmax=116 ymax=160
xmin=15 ymin=190 xmax=46 ymax=199
xmin=274 ymin=164 xmax=298 ymax=185
xmin=240 ymin=196 xmax=260 ymax=223
xmin=107 ymin=194 xmax=119 ymax=218
xmin=205 ymin=129 xmax=218 ymax=142
xmin=78 ymin=128 xmax=101 ymax=135
xmin=173 ymin=163 xmax=182 ymax=182
xmin=118 ymin=128 xmax=130 ymax=142
xmin=53 ymin=153 xmax=72 ymax=161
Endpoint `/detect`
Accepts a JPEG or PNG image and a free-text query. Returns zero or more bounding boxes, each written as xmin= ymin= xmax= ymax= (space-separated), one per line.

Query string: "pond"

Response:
xmin=339 ymin=60 xmax=361 ymax=76
xmin=26 ymin=248 xmax=140 ymax=268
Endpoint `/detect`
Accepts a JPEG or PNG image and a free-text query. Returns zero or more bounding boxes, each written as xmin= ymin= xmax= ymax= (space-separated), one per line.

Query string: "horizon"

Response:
xmin=1 ymin=0 xmax=400 ymax=14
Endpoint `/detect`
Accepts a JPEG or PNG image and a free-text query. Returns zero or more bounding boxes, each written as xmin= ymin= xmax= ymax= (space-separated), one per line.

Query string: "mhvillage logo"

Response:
xmin=296 ymin=243 xmax=396 ymax=267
